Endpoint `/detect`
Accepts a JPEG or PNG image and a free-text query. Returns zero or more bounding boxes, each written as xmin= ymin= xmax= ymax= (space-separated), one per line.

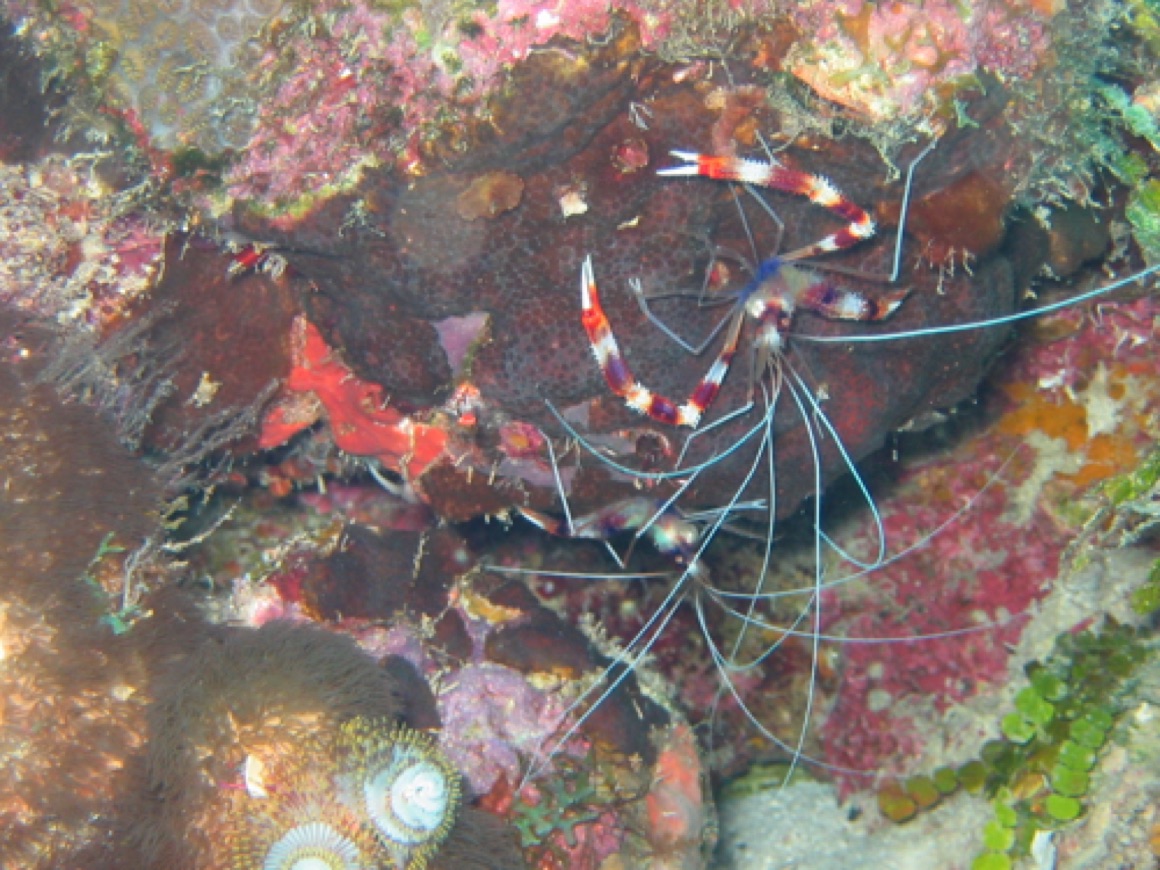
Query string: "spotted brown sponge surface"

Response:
xmin=244 ymin=59 xmax=1018 ymax=519
xmin=10 ymin=14 xmax=1022 ymax=524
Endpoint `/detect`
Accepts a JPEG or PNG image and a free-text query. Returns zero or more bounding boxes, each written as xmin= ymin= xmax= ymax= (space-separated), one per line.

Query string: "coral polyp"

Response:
xmin=337 ymin=718 xmax=461 ymax=870
xmin=226 ymin=716 xmax=460 ymax=870
xmin=247 ymin=821 xmax=365 ymax=870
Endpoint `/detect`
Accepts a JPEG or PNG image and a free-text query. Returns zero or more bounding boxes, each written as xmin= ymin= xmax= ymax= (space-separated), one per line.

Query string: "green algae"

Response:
xmin=1096 ymin=83 xmax=1160 ymax=153
xmin=971 ymin=854 xmax=1012 ymax=870
xmin=511 ymin=758 xmax=616 ymax=856
xmin=513 ymin=773 xmax=601 ymax=849
xmin=1000 ymin=712 xmax=1036 ymax=745
xmin=1131 ymin=558 xmax=1160 ymax=616
xmin=1128 ymin=0 xmax=1160 ymax=50
xmin=1126 ymin=178 xmax=1160 ymax=265
xmin=877 ymin=622 xmax=1153 ymax=865
xmin=80 ymin=532 xmax=147 ymax=635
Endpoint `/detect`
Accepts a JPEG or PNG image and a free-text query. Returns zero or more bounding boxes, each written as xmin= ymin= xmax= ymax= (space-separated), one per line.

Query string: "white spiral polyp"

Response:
xmin=363 ymin=748 xmax=452 ymax=847
xmin=262 ymin=821 xmax=362 ymax=870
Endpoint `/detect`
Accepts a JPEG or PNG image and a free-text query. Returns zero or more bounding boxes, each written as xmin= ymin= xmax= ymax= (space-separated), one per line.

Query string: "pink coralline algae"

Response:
xmin=437 ymin=662 xmax=572 ymax=797
xmin=7 ymin=0 xmax=1072 ymax=220
xmin=224 ymin=1 xmax=679 ymax=210
xmin=0 ymin=157 xmax=163 ymax=329
xmin=816 ymin=284 xmax=1160 ymax=792
xmin=786 ymin=0 xmax=1052 ymax=120
xmin=819 ymin=469 xmax=1062 ymax=787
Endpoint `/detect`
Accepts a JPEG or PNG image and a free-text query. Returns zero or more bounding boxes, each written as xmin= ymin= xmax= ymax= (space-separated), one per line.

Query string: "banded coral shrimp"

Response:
xmin=488 ymin=131 xmax=1160 ymax=837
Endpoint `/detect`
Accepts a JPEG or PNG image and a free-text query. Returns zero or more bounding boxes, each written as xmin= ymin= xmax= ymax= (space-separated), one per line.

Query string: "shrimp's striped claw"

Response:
xmin=579 ymin=147 xmax=917 ymax=429
xmin=581 ymin=255 xmax=733 ymax=428
xmin=659 ymin=150 xmax=877 ymax=261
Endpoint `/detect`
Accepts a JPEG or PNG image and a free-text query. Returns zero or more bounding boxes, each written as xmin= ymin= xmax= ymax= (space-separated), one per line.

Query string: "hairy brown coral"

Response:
xmin=107 ymin=616 xmax=524 ymax=870
xmin=0 ymin=315 xmax=165 ymax=602
xmin=114 ymin=620 xmax=419 ymax=868
xmin=0 ymin=313 xmax=165 ymax=866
